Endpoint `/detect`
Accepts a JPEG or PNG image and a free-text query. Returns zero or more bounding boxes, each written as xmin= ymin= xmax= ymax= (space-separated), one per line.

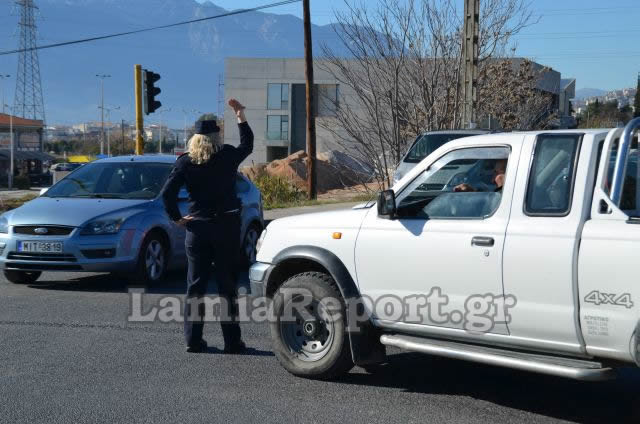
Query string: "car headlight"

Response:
xmin=256 ymin=228 xmax=267 ymax=254
xmin=81 ymin=218 xmax=124 ymax=235
xmin=0 ymin=216 xmax=8 ymax=234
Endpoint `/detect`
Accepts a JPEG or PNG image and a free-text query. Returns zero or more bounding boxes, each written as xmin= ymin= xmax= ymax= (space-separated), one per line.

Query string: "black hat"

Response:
xmin=194 ymin=119 xmax=220 ymax=135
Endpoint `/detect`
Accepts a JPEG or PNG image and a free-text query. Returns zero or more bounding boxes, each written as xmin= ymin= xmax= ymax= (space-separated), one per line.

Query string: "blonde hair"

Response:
xmin=188 ymin=132 xmax=222 ymax=165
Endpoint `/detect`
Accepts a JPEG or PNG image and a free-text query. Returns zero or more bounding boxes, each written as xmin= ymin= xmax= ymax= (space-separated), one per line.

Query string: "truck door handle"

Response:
xmin=471 ymin=236 xmax=494 ymax=247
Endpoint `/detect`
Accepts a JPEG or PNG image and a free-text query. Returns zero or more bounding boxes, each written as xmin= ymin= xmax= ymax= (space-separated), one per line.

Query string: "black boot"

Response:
xmin=186 ymin=339 xmax=208 ymax=353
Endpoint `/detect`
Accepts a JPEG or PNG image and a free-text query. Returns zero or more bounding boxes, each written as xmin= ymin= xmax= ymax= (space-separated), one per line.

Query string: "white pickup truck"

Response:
xmin=249 ymin=120 xmax=640 ymax=381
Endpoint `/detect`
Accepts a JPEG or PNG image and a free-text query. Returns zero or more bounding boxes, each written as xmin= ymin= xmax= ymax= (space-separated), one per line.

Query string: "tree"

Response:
xmin=320 ymin=0 xmax=536 ymax=188
xmin=477 ymin=59 xmax=556 ymax=131
xmin=196 ymin=113 xmax=218 ymax=122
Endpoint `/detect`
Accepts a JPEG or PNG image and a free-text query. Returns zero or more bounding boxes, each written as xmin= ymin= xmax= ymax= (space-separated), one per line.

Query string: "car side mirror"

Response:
xmin=39 ymin=188 xmax=48 ymax=196
xmin=377 ymin=190 xmax=396 ymax=219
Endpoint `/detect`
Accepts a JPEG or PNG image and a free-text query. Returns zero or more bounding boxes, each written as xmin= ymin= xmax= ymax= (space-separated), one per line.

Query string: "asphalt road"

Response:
xmin=1 ymin=203 xmax=640 ymax=423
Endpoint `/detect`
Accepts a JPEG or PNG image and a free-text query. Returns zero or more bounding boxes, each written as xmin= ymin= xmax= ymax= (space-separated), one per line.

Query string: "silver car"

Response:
xmin=0 ymin=155 xmax=264 ymax=285
xmin=393 ymin=130 xmax=489 ymax=185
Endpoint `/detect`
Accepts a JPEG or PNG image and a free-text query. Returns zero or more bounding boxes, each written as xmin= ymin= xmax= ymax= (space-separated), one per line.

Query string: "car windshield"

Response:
xmin=44 ymin=161 xmax=173 ymax=199
xmin=405 ymin=133 xmax=477 ymax=163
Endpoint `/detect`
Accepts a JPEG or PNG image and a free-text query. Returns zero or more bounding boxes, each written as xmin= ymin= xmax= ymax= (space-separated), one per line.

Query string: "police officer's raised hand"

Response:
xmin=228 ymin=99 xmax=247 ymax=123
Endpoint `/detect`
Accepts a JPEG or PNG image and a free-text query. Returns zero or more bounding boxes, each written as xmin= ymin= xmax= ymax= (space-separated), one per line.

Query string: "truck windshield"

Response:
xmin=44 ymin=162 xmax=173 ymax=200
xmin=404 ymin=133 xmax=476 ymax=163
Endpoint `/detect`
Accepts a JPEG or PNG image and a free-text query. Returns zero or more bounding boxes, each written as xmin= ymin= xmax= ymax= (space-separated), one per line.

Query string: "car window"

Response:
xmin=396 ymin=146 xmax=510 ymax=219
xmin=236 ymin=175 xmax=250 ymax=193
xmin=45 ymin=162 xmax=173 ymax=199
xmin=525 ymin=134 xmax=581 ymax=216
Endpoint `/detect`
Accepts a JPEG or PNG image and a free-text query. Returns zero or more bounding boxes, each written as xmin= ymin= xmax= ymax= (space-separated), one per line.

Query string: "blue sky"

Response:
xmin=205 ymin=0 xmax=640 ymax=90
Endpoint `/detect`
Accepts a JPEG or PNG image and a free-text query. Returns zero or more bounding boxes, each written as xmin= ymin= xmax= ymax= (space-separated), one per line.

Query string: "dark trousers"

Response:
xmin=184 ymin=213 xmax=241 ymax=347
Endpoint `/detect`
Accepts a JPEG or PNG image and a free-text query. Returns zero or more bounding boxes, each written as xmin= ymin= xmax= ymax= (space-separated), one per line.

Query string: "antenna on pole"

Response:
xmin=14 ymin=0 xmax=46 ymax=124
xmin=217 ymin=73 xmax=224 ymax=121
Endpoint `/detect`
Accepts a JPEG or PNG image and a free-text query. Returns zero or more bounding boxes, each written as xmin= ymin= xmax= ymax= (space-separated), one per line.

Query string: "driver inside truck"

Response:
xmin=454 ymin=159 xmax=507 ymax=193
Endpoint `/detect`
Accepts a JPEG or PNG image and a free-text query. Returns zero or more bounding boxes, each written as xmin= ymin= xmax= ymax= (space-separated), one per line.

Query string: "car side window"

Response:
xmin=236 ymin=175 xmax=250 ymax=194
xmin=525 ymin=134 xmax=581 ymax=216
xmin=396 ymin=146 xmax=510 ymax=220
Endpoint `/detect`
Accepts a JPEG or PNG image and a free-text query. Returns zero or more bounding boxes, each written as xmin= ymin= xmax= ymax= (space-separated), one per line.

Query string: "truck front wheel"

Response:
xmin=270 ymin=272 xmax=354 ymax=380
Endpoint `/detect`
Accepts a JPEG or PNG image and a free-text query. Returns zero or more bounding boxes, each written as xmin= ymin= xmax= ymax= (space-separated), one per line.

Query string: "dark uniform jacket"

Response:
xmin=161 ymin=122 xmax=254 ymax=222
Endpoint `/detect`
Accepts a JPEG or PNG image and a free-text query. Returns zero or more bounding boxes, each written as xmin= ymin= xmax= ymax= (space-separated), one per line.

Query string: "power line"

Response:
xmin=0 ymin=0 xmax=302 ymax=56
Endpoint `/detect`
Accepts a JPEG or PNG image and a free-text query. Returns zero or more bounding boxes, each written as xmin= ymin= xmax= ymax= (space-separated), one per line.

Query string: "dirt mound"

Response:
xmin=241 ymin=150 xmax=373 ymax=193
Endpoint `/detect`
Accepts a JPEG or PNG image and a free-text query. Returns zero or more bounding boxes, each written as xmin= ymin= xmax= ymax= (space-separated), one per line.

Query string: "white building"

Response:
xmin=224 ymin=58 xmax=345 ymax=165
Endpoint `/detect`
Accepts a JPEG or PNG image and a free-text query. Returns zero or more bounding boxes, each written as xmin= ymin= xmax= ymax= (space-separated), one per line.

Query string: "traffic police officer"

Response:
xmin=161 ymin=99 xmax=253 ymax=353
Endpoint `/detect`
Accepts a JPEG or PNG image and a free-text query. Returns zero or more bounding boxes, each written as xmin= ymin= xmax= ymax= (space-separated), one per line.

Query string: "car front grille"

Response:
xmin=13 ymin=226 xmax=74 ymax=236
xmin=7 ymin=252 xmax=77 ymax=262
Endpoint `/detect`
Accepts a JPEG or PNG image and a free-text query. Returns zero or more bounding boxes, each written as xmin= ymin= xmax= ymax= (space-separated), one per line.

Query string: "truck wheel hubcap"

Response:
xmin=280 ymin=297 xmax=334 ymax=362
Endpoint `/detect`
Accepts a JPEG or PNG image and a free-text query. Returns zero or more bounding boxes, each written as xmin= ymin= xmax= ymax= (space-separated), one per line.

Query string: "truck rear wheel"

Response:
xmin=270 ymin=272 xmax=354 ymax=380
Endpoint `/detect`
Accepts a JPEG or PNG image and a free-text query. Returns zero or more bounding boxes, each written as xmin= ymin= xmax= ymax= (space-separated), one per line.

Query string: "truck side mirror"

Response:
xmin=377 ymin=190 xmax=397 ymax=219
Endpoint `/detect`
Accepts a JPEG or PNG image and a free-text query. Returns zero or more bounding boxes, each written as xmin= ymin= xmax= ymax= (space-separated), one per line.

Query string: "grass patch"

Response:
xmin=0 ymin=194 xmax=38 ymax=212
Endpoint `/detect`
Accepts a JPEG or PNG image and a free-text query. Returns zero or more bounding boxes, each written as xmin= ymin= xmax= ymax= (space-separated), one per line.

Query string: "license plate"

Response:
xmin=17 ymin=241 xmax=63 ymax=253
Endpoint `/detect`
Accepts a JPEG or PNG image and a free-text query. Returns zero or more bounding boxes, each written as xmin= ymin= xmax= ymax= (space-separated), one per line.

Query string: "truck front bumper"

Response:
xmin=248 ymin=262 xmax=272 ymax=298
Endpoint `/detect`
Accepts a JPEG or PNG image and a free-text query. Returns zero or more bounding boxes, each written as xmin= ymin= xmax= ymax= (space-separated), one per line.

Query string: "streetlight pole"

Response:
xmin=0 ymin=75 xmax=10 ymax=115
xmin=157 ymin=107 xmax=172 ymax=154
xmin=181 ymin=109 xmax=201 ymax=149
xmin=96 ymin=74 xmax=111 ymax=155
xmin=99 ymin=105 xmax=120 ymax=156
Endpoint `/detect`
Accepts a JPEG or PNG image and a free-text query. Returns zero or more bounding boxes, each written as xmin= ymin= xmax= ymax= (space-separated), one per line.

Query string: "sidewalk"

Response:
xmin=0 ymin=188 xmax=42 ymax=200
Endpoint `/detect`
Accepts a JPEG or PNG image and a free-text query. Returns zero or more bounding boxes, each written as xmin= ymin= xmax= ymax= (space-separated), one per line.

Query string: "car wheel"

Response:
xmin=4 ymin=270 xmax=42 ymax=284
xmin=270 ymin=272 xmax=354 ymax=380
xmin=240 ymin=223 xmax=261 ymax=266
xmin=133 ymin=232 xmax=168 ymax=286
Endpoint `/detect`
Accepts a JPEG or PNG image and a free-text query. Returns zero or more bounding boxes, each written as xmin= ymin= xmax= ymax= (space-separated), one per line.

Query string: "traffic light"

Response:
xmin=143 ymin=69 xmax=161 ymax=115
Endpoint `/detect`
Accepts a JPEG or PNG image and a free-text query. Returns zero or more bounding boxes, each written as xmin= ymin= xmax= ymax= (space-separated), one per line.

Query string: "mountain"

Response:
xmin=0 ymin=0 xmax=348 ymax=127
xmin=575 ymin=88 xmax=607 ymax=100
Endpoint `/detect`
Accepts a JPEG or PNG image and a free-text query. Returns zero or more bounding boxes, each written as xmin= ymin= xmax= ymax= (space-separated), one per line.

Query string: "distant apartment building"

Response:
xmin=574 ymin=88 xmax=637 ymax=113
xmin=72 ymin=121 xmax=119 ymax=135
xmin=224 ymin=58 xmax=576 ymax=165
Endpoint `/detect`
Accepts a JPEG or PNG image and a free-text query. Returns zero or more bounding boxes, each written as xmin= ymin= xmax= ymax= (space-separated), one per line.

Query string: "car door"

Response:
xmin=355 ymin=143 xmax=521 ymax=335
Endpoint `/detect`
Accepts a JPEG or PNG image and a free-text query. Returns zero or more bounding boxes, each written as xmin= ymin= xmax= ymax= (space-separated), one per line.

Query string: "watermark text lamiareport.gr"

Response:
xmin=128 ymin=287 xmax=517 ymax=333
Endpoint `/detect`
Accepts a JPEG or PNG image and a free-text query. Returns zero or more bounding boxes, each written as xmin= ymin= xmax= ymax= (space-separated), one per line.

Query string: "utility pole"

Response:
xmin=0 ymin=75 xmax=10 ymax=114
xmin=217 ymin=74 xmax=224 ymax=120
xmin=462 ymin=0 xmax=479 ymax=129
xmin=303 ymin=0 xmax=317 ymax=199
xmin=14 ymin=0 xmax=46 ymax=123
xmin=96 ymin=74 xmax=111 ymax=155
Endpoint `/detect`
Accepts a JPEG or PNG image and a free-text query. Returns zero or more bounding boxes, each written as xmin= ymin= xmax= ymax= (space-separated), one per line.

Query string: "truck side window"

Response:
xmin=396 ymin=146 xmax=510 ymax=220
xmin=601 ymin=138 xmax=638 ymax=213
xmin=525 ymin=134 xmax=581 ymax=216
